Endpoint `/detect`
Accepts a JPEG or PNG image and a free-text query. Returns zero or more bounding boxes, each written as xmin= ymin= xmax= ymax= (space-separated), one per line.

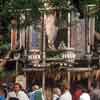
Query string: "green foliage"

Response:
xmin=95 ymin=12 xmax=100 ymax=32
xmin=0 ymin=0 xmax=42 ymax=58
xmin=0 ymin=0 xmax=41 ymax=19
xmin=0 ymin=0 xmax=100 ymax=49
xmin=0 ymin=69 xmax=16 ymax=79
xmin=50 ymin=0 xmax=68 ymax=7
xmin=0 ymin=71 xmax=5 ymax=79
xmin=0 ymin=0 xmax=100 ymax=20
xmin=80 ymin=0 xmax=100 ymax=4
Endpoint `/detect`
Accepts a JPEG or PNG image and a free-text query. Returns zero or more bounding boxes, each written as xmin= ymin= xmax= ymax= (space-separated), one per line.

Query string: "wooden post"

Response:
xmin=42 ymin=71 xmax=45 ymax=95
xmin=41 ymin=7 xmax=46 ymax=99
xmin=67 ymin=8 xmax=71 ymax=87
xmin=67 ymin=71 xmax=71 ymax=87
xmin=67 ymin=11 xmax=71 ymax=48
xmin=16 ymin=60 xmax=19 ymax=75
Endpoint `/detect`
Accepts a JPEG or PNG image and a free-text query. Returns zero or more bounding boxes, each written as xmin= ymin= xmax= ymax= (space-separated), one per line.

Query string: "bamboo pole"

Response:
xmin=41 ymin=7 xmax=47 ymax=99
xmin=67 ymin=8 xmax=71 ymax=86
xmin=67 ymin=71 xmax=71 ymax=85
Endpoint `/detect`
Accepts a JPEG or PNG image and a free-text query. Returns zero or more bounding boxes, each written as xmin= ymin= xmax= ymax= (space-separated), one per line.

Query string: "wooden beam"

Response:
xmin=22 ymin=67 xmax=46 ymax=72
xmin=67 ymin=67 xmax=93 ymax=72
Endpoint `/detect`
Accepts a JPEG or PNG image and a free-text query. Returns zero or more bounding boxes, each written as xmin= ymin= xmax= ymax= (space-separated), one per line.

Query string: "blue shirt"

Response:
xmin=0 ymin=96 xmax=5 ymax=100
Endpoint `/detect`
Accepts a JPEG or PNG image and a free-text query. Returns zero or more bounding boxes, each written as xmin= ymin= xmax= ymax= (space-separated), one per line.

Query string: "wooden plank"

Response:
xmin=67 ymin=67 xmax=93 ymax=71
xmin=22 ymin=67 xmax=45 ymax=72
xmin=23 ymin=66 xmax=94 ymax=72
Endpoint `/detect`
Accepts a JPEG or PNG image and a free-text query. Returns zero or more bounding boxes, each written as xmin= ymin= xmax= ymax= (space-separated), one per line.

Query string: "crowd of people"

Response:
xmin=0 ymin=80 xmax=100 ymax=100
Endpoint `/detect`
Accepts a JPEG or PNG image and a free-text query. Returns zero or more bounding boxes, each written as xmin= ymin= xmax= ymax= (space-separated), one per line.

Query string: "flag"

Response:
xmin=89 ymin=16 xmax=95 ymax=46
xmin=11 ymin=29 xmax=17 ymax=49
xmin=32 ymin=30 xmax=38 ymax=49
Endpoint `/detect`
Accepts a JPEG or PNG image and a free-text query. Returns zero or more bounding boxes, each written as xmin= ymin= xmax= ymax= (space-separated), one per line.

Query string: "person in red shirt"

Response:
xmin=73 ymin=85 xmax=82 ymax=100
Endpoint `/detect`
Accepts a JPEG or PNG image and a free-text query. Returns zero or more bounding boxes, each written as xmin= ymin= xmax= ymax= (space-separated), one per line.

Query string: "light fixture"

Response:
xmin=62 ymin=48 xmax=76 ymax=66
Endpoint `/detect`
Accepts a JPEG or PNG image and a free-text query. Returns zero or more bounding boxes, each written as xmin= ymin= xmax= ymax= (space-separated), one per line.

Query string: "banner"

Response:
xmin=11 ymin=29 xmax=17 ymax=49
xmin=32 ymin=29 xmax=38 ymax=49
xmin=89 ymin=16 xmax=95 ymax=46
xmin=71 ymin=19 xmax=86 ymax=57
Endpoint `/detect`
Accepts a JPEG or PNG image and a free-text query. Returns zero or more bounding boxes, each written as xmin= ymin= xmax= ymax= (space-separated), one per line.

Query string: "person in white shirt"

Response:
xmin=53 ymin=88 xmax=61 ymax=100
xmin=7 ymin=83 xmax=29 ymax=100
xmin=28 ymin=84 xmax=39 ymax=98
xmin=80 ymin=88 xmax=90 ymax=100
xmin=80 ymin=93 xmax=90 ymax=100
xmin=59 ymin=82 xmax=72 ymax=100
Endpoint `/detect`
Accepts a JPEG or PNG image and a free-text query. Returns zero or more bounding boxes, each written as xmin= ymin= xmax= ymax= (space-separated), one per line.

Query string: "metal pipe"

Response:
xmin=41 ymin=8 xmax=46 ymax=99
xmin=16 ymin=60 xmax=19 ymax=75
xmin=67 ymin=11 xmax=71 ymax=48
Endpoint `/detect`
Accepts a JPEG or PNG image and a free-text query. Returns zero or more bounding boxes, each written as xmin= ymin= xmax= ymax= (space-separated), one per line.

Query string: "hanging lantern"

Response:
xmin=62 ymin=48 xmax=76 ymax=66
